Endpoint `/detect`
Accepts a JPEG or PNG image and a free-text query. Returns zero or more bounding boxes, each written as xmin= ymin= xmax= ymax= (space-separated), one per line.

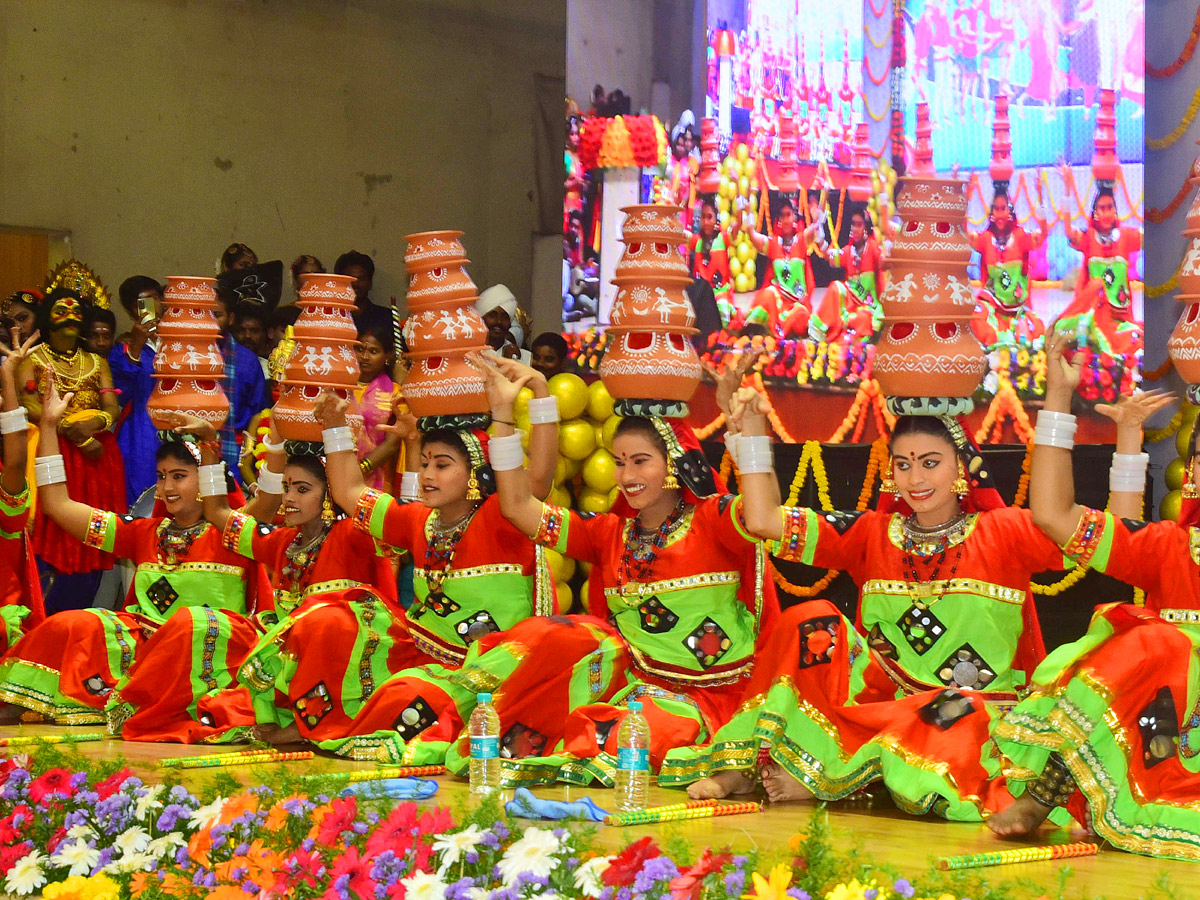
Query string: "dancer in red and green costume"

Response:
xmin=988 ymin=331 xmax=1200 ymax=859
xmin=297 ymin=357 xmax=559 ymax=762
xmin=1052 ymin=177 xmax=1142 ymax=356
xmin=688 ymin=198 xmax=737 ymax=329
xmin=968 ymin=183 xmax=1049 ymax=350
xmin=0 ymin=327 xmax=45 ymax=654
xmin=445 ymin=356 xmax=779 ymax=787
xmin=741 ymin=193 xmax=823 ymax=338
xmin=810 ymin=207 xmax=887 ymax=344
xmin=667 ymin=390 xmax=1071 ymax=821
xmin=0 ymin=384 xmax=276 ymax=733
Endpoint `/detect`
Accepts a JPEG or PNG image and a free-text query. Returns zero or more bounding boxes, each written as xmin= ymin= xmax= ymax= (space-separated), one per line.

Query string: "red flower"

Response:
xmin=28 ymin=768 xmax=76 ymax=806
xmin=0 ymin=805 xmax=32 ymax=843
xmin=321 ymin=846 xmax=372 ymax=900
xmin=669 ymin=849 xmax=732 ymax=900
xmin=0 ymin=842 xmax=32 ymax=875
xmin=94 ymin=767 xmax=136 ymax=801
xmin=315 ymin=795 xmax=358 ymax=846
xmin=365 ymin=802 xmax=419 ymax=858
xmin=46 ymin=826 xmax=67 ymax=855
xmin=276 ymin=849 xmax=326 ymax=892
xmin=602 ymin=836 xmax=662 ymax=887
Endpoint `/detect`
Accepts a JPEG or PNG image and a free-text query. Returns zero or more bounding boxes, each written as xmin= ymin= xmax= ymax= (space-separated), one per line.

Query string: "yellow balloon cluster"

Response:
xmin=1162 ymin=404 xmax=1200 ymax=521
xmin=717 ymin=143 xmax=759 ymax=294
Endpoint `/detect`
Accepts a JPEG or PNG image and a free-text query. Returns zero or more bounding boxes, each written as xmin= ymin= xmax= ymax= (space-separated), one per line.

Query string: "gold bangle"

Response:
xmin=78 ymin=437 xmax=99 ymax=450
xmin=360 ymin=458 xmax=375 ymax=474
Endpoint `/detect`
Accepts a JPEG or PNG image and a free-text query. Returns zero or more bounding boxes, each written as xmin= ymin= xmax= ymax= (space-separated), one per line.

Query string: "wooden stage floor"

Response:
xmin=5 ymin=724 xmax=1198 ymax=899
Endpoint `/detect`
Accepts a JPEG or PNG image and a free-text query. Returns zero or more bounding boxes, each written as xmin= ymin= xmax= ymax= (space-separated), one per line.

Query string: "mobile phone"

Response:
xmin=135 ymin=297 xmax=155 ymax=324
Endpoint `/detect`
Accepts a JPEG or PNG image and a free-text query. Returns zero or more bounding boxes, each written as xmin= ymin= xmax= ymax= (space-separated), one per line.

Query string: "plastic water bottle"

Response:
xmin=468 ymin=692 xmax=501 ymax=794
xmin=614 ymin=700 xmax=650 ymax=811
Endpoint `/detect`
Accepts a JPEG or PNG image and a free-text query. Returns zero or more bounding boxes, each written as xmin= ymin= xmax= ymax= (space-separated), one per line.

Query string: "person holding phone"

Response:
xmin=110 ymin=276 xmax=165 ymax=506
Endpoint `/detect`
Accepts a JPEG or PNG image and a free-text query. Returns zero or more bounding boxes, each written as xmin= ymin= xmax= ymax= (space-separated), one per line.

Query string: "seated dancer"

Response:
xmin=438 ymin=355 xmax=778 ymax=786
xmin=1053 ymin=176 xmax=1142 ymax=356
xmin=0 ymin=384 xmax=276 ymax=733
xmin=741 ymin=193 xmax=823 ymax=339
xmin=110 ymin=413 xmax=409 ymax=745
xmin=990 ymin=332 xmax=1200 ymax=860
xmin=968 ymin=183 xmax=1049 ymax=350
xmin=0 ymin=328 xmax=45 ymax=654
xmin=809 ymin=207 xmax=886 ymax=344
xmin=668 ymin=392 xmax=1072 ymax=820
xmin=687 ymin=198 xmax=737 ymax=330
xmin=305 ymin=356 xmax=558 ymax=761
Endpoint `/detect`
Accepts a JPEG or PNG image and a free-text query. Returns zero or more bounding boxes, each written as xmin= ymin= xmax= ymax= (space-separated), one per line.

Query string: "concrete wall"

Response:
xmin=567 ymin=0 xmax=655 ymax=111
xmin=0 ymin=0 xmax=565 ymax=328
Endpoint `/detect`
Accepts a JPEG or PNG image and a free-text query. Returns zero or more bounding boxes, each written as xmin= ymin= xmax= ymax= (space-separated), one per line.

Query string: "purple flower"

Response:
xmin=731 ymin=855 xmax=748 ymax=869
xmin=724 ymin=871 xmax=746 ymax=896
xmin=64 ymin=809 xmax=89 ymax=830
xmin=301 ymin=838 xmax=315 ymax=852
xmin=175 ymin=846 xmax=190 ymax=866
xmin=446 ymin=877 xmax=478 ymax=900
xmin=168 ymin=785 xmax=196 ymax=804
xmin=787 ymin=890 xmax=811 ymax=900
xmin=599 ymin=889 xmax=614 ymax=900
xmin=210 ymin=823 xmax=232 ymax=850
xmin=465 ymin=850 xmax=480 ymax=865
xmin=567 ymin=856 xmax=579 ymax=869
xmin=231 ymin=866 xmax=248 ymax=881
xmin=616 ymin=888 xmax=633 ymax=900
xmin=481 ymin=831 xmax=501 ymax=850
xmin=234 ymin=842 xmax=250 ymax=857
xmin=157 ymin=803 xmax=192 ymax=832
xmin=91 ymin=846 xmax=116 ymax=875
xmin=242 ymin=882 xmax=260 ymax=895
xmin=492 ymin=821 xmax=510 ymax=840
xmin=70 ymin=772 xmax=89 ymax=789
xmin=894 ymin=880 xmax=915 ymax=899
xmin=634 ymin=856 xmax=679 ymax=893
xmin=865 ymin=890 xmax=878 ymax=900
xmin=282 ymin=798 xmax=310 ymax=817
xmin=352 ymin=821 xmax=369 ymax=835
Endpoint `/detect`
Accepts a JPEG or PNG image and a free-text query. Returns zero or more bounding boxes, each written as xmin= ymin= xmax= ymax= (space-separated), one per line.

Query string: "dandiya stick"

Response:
xmin=160 ymin=750 xmax=314 ymax=769
xmin=0 ymin=733 xmax=104 ymax=747
xmin=294 ymin=765 xmax=447 ymax=784
xmin=605 ymin=801 xmax=760 ymax=826
xmin=602 ymin=798 xmax=716 ymax=825
xmin=936 ymin=842 xmax=1099 ymax=871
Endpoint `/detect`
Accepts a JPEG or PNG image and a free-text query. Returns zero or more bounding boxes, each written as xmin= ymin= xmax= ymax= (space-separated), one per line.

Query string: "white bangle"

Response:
xmin=0 ymin=408 xmax=27 ymax=435
xmin=488 ymin=432 xmax=525 ymax=471
xmin=738 ymin=435 xmax=774 ymax=474
xmin=1109 ymin=452 xmax=1149 ymax=493
xmin=34 ymin=455 xmax=66 ymax=486
xmin=724 ymin=432 xmax=742 ymax=467
xmin=527 ymin=396 xmax=560 ymax=425
xmin=322 ymin=426 xmax=355 ymax=455
xmin=399 ymin=471 xmax=420 ymax=501
xmin=198 ymin=464 xmax=226 ymax=498
xmin=1110 ymin=452 xmax=1150 ymax=473
xmin=262 ymin=434 xmax=285 ymax=453
xmin=1033 ymin=426 xmax=1076 ymax=451
xmin=256 ymin=467 xmax=283 ymax=495
xmin=1037 ymin=410 xmax=1077 ymax=429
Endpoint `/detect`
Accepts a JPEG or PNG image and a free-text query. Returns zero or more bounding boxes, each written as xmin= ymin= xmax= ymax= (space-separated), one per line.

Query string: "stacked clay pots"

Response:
xmin=146 ymin=276 xmax=229 ymax=431
xmin=1168 ymin=146 xmax=1200 ymax=386
xmin=775 ymin=113 xmax=799 ymax=193
xmin=990 ymin=94 xmax=1014 ymax=187
xmin=873 ymin=105 xmax=986 ymax=415
xmin=698 ymin=117 xmax=722 ymax=196
xmin=273 ymin=273 xmax=363 ymax=442
xmin=1092 ymin=89 xmax=1119 ymax=185
xmin=600 ymin=205 xmax=701 ymax=412
xmin=847 ymin=123 xmax=873 ymax=202
xmin=400 ymin=231 xmax=489 ymax=419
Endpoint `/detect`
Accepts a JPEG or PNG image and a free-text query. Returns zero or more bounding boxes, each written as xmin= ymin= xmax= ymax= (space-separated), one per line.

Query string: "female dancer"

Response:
xmin=1053 ymin=178 xmax=1142 ymax=356
xmin=741 ymin=194 xmax=824 ymax=339
xmin=0 ymin=327 xmax=44 ymax=653
xmin=433 ymin=355 xmax=778 ymax=786
xmin=302 ymin=356 xmax=559 ymax=761
xmin=809 ymin=207 xmax=886 ymax=344
xmin=688 ymin=198 xmax=737 ymax=330
xmin=0 ymin=384 xmax=278 ymax=733
xmin=988 ymin=332 xmax=1200 ymax=860
xmin=669 ymin=392 xmax=1072 ymax=820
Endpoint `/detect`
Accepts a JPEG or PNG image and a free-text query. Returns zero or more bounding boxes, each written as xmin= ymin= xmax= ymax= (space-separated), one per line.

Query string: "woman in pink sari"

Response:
xmin=354 ymin=321 xmax=404 ymax=493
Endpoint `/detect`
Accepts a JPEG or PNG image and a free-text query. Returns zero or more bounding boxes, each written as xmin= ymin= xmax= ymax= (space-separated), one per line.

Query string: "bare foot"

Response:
xmin=988 ymin=793 xmax=1052 ymax=838
xmin=251 ymin=722 xmax=304 ymax=746
xmin=687 ymin=768 xmax=757 ymax=800
xmin=0 ymin=705 xmax=27 ymax=725
xmin=761 ymin=762 xmax=814 ymax=802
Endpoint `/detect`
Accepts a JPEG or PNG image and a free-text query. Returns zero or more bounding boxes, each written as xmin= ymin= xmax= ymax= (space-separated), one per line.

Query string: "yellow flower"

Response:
xmin=825 ymin=878 xmax=889 ymax=900
xmin=743 ymin=862 xmax=793 ymax=900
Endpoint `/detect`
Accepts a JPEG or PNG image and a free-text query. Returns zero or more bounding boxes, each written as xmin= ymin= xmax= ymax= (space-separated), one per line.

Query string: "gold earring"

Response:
xmin=466 ymin=469 xmax=482 ymax=502
xmin=952 ymin=459 xmax=969 ymax=498
xmin=1185 ymin=466 xmax=1199 ymax=500
xmin=322 ymin=494 xmax=335 ymax=522
xmin=880 ymin=457 xmax=897 ymax=494
xmin=662 ymin=459 xmax=680 ymax=491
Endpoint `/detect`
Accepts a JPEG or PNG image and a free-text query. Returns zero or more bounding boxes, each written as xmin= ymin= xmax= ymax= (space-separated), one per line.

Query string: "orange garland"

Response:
xmin=974 ymin=382 xmax=1034 ymax=445
xmin=1148 ymin=3 xmax=1200 ymax=78
xmin=1144 ymin=357 xmax=1175 ymax=382
xmin=1012 ymin=441 xmax=1033 ymax=508
xmin=1147 ymin=175 xmax=1194 ymax=224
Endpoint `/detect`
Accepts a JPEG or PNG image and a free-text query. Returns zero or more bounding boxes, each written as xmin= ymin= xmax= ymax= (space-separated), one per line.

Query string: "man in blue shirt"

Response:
xmin=213 ymin=287 xmax=269 ymax=481
xmin=109 ymin=276 xmax=164 ymax=505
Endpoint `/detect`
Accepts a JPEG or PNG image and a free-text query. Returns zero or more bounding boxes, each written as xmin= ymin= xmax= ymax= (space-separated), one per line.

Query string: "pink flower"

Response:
xmin=321 ymin=846 xmax=373 ymax=900
xmin=0 ymin=805 xmax=32 ymax=843
xmin=365 ymin=803 xmax=420 ymax=858
xmin=275 ymin=849 xmax=327 ymax=892
xmin=602 ymin=837 xmax=662 ymax=887
xmin=315 ymin=795 xmax=358 ymax=846
xmin=27 ymin=768 xmax=76 ymax=806
xmin=93 ymin=767 xmax=136 ymax=801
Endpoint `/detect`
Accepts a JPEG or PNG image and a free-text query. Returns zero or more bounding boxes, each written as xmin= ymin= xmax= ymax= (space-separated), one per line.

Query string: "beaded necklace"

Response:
xmin=157 ymin=520 xmax=208 ymax=566
xmin=420 ymin=506 xmax=478 ymax=604
xmin=618 ymin=499 xmax=689 ymax=595
xmin=900 ymin=512 xmax=968 ymax=609
xmin=281 ymin=522 xmax=331 ymax=587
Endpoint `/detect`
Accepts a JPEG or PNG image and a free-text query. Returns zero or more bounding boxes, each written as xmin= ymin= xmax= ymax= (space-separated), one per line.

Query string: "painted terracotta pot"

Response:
xmin=402 ymin=305 xmax=488 ymax=355
xmin=404 ymin=231 xmax=467 ymax=272
xmin=147 ymin=377 xmax=229 ymax=431
xmin=894 ymin=177 xmax=969 ymax=224
xmin=1178 ymin=236 xmax=1200 ymax=295
xmin=401 ymin=352 xmax=489 ymax=417
xmin=163 ymin=276 xmax=218 ymax=310
xmin=297 ymin=273 xmax=358 ymax=307
xmin=872 ymin=317 xmax=987 ymax=399
xmin=152 ymin=338 xmax=224 ymax=378
xmin=273 ymin=383 xmax=363 ymax=443
xmin=613 ymin=238 xmax=690 ymax=281
xmin=599 ymin=329 xmax=702 ymax=402
xmin=291 ymin=303 xmax=359 ymax=342
xmin=618 ymin=205 xmax=688 ymax=243
xmin=407 ymin=262 xmax=478 ymax=309
xmin=1170 ymin=295 xmax=1200 ymax=384
xmin=282 ymin=337 xmax=359 ymax=387
xmin=157 ymin=304 xmax=222 ymax=340
xmin=609 ymin=277 xmax=698 ymax=331
xmin=878 ymin=263 xmax=978 ymax=319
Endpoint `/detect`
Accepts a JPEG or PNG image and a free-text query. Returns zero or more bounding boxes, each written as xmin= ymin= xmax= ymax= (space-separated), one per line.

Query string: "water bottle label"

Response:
xmin=617 ymin=747 xmax=649 ymax=771
xmin=470 ymin=735 xmax=499 ymax=760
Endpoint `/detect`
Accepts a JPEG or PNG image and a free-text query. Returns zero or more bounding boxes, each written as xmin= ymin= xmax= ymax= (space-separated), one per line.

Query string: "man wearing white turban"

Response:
xmin=476 ymin=284 xmax=531 ymax=364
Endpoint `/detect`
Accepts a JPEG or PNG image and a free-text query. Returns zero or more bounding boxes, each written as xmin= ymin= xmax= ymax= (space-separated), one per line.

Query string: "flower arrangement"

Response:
xmin=578 ymin=116 xmax=667 ymax=172
xmin=0 ymin=748 xmax=1115 ymax=900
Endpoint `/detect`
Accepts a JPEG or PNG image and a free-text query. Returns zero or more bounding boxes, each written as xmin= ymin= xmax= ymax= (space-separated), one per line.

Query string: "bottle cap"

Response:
xmin=627 ymin=701 xmax=642 ymax=712
xmin=477 ymin=692 xmax=492 ymax=702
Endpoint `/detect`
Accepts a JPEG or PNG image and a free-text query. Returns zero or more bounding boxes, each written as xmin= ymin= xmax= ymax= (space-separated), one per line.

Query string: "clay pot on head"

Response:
xmin=157 ymin=304 xmax=222 ymax=340
xmin=1186 ymin=180 xmax=1200 ymax=233
xmin=614 ymin=238 xmax=691 ymax=281
xmin=273 ymin=383 xmax=363 ymax=443
xmin=609 ymin=278 xmax=697 ymax=331
xmin=894 ymin=177 xmax=969 ymax=223
xmin=618 ymin=206 xmax=688 ymax=243
xmin=406 ymin=263 xmax=479 ymax=310
xmin=889 ymin=219 xmax=972 ymax=265
xmin=291 ymin=303 xmax=359 ymax=341
xmin=402 ymin=306 xmax=488 ymax=355
xmin=164 ymin=276 xmax=219 ymax=310
xmin=401 ymin=351 xmax=490 ymax=418
xmin=404 ymin=231 xmax=467 ymax=271
xmin=297 ymin=273 xmax=358 ymax=307
xmin=152 ymin=339 xmax=225 ymax=378
xmin=147 ymin=376 xmax=229 ymax=431
xmin=872 ymin=317 xmax=987 ymax=399
xmin=1170 ymin=296 xmax=1200 ymax=384
xmin=282 ymin=338 xmax=360 ymax=387
xmin=879 ymin=265 xmax=978 ymax=319
xmin=1178 ymin=236 xmax=1200 ymax=295
xmin=599 ymin=329 xmax=703 ymax=402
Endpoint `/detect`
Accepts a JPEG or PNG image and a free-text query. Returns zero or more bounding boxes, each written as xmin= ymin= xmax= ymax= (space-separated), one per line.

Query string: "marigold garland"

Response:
xmin=1143 ymin=357 xmax=1175 ymax=382
xmin=1147 ymin=4 xmax=1200 ymax=78
xmin=863 ymin=89 xmax=891 ymax=123
xmin=865 ymin=20 xmax=892 ymax=51
xmin=1012 ymin=442 xmax=1033 ymax=508
xmin=1147 ymin=176 xmax=1194 ymax=224
xmin=1145 ymin=407 xmax=1185 ymax=443
xmin=1147 ymin=271 xmax=1181 ymax=299
xmin=1147 ymin=87 xmax=1200 ymax=151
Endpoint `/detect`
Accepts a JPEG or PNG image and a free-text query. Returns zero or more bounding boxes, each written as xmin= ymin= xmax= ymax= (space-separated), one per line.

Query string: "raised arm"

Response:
xmin=486 ymin=356 xmax=558 ymax=500
xmin=314 ymin=392 xmax=369 ymax=514
xmin=0 ymin=329 xmax=38 ymax=498
xmin=33 ymin=384 xmax=96 ymax=541
xmin=1094 ymin=389 xmax=1174 ymax=520
xmin=1029 ymin=331 xmax=1088 ymax=546
xmin=729 ymin=389 xmax=784 ymax=542
xmin=472 ymin=355 xmax=543 ymax=538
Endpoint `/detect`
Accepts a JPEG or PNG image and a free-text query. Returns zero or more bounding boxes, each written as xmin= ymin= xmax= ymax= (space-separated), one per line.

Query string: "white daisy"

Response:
xmin=51 ymin=838 xmax=100 ymax=879
xmin=432 ymin=823 xmax=484 ymax=874
xmin=573 ymin=856 xmax=612 ymax=897
xmin=497 ymin=827 xmax=562 ymax=887
xmin=112 ymin=825 xmax=151 ymax=857
xmin=147 ymin=832 xmax=185 ymax=860
xmin=188 ymin=795 xmax=227 ymax=830
xmin=108 ymin=850 xmax=156 ymax=874
xmin=65 ymin=823 xmax=97 ymax=841
xmin=399 ymin=870 xmax=447 ymax=900
xmin=134 ymin=784 xmax=166 ymax=821
xmin=3 ymin=849 xmax=46 ymax=896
